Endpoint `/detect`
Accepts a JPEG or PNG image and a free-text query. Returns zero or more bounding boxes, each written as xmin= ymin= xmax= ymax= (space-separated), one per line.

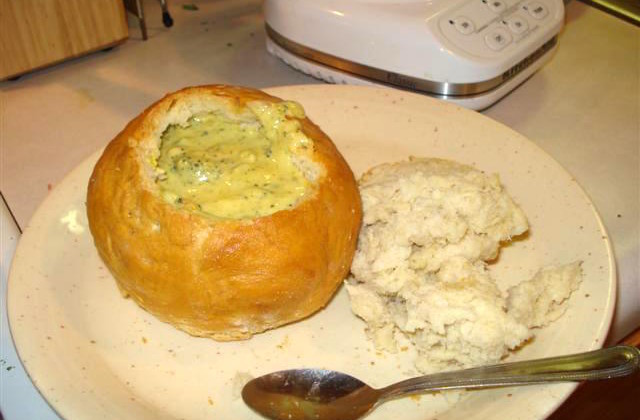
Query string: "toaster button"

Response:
xmin=485 ymin=0 xmax=507 ymax=14
xmin=526 ymin=2 xmax=549 ymax=19
xmin=452 ymin=17 xmax=475 ymax=35
xmin=505 ymin=16 xmax=529 ymax=34
xmin=485 ymin=28 xmax=512 ymax=51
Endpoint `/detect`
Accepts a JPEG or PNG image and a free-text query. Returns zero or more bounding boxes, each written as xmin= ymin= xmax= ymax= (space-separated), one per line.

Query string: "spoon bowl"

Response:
xmin=242 ymin=345 xmax=640 ymax=420
xmin=241 ymin=369 xmax=380 ymax=420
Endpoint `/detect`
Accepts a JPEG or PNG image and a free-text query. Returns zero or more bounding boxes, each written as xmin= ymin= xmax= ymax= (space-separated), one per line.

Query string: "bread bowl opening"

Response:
xmin=149 ymin=98 xmax=321 ymax=220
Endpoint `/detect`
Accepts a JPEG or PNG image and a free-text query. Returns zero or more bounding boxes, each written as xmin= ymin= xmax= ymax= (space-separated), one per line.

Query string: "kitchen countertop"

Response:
xmin=1 ymin=0 xmax=638 ymax=418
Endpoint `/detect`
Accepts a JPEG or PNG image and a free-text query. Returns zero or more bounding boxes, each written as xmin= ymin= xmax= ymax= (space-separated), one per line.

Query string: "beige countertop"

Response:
xmin=0 ymin=2 xmax=638 ymax=417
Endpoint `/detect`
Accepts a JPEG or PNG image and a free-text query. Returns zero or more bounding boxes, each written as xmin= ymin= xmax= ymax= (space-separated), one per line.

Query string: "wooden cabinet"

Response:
xmin=0 ymin=0 xmax=128 ymax=80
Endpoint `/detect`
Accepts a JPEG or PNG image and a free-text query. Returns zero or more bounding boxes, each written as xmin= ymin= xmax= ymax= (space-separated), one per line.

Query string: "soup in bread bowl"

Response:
xmin=87 ymin=85 xmax=362 ymax=340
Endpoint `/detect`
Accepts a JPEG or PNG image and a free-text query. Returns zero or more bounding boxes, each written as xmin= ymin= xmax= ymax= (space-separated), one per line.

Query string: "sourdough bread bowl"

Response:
xmin=86 ymin=85 xmax=362 ymax=340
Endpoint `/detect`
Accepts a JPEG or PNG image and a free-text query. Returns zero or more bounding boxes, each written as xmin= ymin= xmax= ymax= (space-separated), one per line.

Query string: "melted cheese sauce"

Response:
xmin=156 ymin=101 xmax=312 ymax=219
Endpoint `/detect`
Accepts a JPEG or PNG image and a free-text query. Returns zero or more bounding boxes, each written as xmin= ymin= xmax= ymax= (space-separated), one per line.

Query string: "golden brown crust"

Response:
xmin=86 ymin=85 xmax=362 ymax=340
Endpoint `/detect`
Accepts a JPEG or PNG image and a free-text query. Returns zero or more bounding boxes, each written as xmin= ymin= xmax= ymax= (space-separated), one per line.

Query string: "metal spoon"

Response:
xmin=242 ymin=345 xmax=640 ymax=420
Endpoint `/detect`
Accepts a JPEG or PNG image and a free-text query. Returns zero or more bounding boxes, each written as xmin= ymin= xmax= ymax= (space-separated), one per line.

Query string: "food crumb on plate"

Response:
xmin=231 ymin=371 xmax=254 ymax=400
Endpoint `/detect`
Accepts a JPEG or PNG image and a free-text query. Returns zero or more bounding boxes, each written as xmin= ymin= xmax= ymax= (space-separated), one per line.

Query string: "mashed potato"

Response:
xmin=346 ymin=158 xmax=581 ymax=373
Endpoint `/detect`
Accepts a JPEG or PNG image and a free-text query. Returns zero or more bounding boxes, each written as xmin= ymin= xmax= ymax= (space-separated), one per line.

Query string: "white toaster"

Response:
xmin=264 ymin=0 xmax=564 ymax=110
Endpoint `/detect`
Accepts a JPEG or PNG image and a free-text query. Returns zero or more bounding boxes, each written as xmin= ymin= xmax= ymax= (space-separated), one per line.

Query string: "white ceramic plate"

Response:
xmin=8 ymin=85 xmax=615 ymax=420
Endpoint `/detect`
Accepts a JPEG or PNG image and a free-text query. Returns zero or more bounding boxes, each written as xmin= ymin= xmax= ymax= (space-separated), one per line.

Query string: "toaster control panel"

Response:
xmin=439 ymin=0 xmax=562 ymax=56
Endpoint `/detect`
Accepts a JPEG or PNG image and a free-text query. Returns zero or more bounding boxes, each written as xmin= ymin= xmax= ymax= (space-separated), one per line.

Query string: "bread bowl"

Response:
xmin=86 ymin=85 xmax=362 ymax=340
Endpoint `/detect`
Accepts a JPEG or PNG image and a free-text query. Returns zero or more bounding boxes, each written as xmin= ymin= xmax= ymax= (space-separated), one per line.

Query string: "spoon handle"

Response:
xmin=380 ymin=345 xmax=640 ymax=400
